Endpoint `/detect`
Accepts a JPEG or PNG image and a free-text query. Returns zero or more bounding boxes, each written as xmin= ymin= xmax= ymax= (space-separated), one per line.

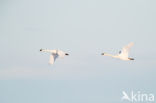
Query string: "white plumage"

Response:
xmin=101 ymin=42 xmax=134 ymax=61
xmin=40 ymin=49 xmax=69 ymax=64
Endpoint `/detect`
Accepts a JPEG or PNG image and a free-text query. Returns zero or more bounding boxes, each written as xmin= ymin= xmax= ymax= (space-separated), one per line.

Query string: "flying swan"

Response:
xmin=40 ymin=49 xmax=69 ymax=64
xmin=101 ymin=42 xmax=134 ymax=60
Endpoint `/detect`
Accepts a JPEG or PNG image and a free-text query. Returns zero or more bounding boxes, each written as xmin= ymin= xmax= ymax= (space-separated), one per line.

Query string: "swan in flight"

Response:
xmin=40 ymin=49 xmax=69 ymax=64
xmin=101 ymin=42 xmax=134 ymax=61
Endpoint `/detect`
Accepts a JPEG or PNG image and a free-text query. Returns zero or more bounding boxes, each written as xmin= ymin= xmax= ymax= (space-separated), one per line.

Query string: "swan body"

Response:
xmin=101 ymin=42 xmax=134 ymax=61
xmin=40 ymin=49 xmax=69 ymax=64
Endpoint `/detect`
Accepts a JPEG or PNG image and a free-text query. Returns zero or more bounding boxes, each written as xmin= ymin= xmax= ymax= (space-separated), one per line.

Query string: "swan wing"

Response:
xmin=119 ymin=42 xmax=134 ymax=58
xmin=57 ymin=50 xmax=65 ymax=58
xmin=49 ymin=54 xmax=58 ymax=64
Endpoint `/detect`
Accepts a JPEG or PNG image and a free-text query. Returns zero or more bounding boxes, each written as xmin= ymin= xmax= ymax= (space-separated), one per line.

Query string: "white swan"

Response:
xmin=101 ymin=42 xmax=134 ymax=60
xmin=40 ymin=49 xmax=69 ymax=64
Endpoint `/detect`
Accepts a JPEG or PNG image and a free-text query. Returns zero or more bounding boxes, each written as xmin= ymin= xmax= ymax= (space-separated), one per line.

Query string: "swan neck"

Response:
xmin=41 ymin=49 xmax=54 ymax=53
xmin=104 ymin=53 xmax=115 ymax=57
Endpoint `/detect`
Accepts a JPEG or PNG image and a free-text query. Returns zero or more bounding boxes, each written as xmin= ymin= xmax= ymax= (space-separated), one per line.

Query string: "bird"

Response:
xmin=101 ymin=42 xmax=134 ymax=61
xmin=40 ymin=49 xmax=69 ymax=64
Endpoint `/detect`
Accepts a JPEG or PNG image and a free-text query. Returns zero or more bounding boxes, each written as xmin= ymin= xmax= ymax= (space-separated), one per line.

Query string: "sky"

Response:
xmin=0 ymin=0 xmax=156 ymax=103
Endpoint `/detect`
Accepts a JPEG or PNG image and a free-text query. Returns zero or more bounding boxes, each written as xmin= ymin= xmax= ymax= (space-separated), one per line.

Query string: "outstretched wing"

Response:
xmin=49 ymin=54 xmax=58 ymax=64
xmin=57 ymin=50 xmax=65 ymax=58
xmin=119 ymin=42 xmax=134 ymax=58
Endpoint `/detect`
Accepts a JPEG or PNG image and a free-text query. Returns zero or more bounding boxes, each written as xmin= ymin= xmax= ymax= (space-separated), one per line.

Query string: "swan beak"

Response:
xmin=65 ymin=53 xmax=69 ymax=56
xmin=101 ymin=53 xmax=104 ymax=55
xmin=128 ymin=58 xmax=134 ymax=60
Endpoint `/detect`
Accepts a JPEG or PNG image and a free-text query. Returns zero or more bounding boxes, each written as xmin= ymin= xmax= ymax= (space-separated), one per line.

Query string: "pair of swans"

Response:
xmin=40 ymin=42 xmax=134 ymax=64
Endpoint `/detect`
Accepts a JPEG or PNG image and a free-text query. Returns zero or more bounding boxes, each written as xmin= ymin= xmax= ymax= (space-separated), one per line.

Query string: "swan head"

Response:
xmin=40 ymin=49 xmax=43 ymax=51
xmin=65 ymin=53 xmax=69 ymax=56
xmin=101 ymin=53 xmax=105 ymax=55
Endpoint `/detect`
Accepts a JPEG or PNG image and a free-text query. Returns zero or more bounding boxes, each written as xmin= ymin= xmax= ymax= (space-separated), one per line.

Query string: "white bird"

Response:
xmin=101 ymin=42 xmax=134 ymax=61
xmin=40 ymin=49 xmax=69 ymax=64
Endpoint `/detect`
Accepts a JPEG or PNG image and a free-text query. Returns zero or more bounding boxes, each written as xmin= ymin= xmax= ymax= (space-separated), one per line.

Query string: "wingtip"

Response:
xmin=129 ymin=42 xmax=134 ymax=46
xmin=48 ymin=63 xmax=54 ymax=65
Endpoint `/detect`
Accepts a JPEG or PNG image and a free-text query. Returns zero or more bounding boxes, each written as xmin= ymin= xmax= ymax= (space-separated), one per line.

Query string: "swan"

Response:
xmin=101 ymin=42 xmax=134 ymax=60
xmin=40 ymin=49 xmax=69 ymax=64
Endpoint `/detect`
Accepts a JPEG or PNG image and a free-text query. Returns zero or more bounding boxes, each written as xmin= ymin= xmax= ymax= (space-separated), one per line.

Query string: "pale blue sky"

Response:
xmin=0 ymin=0 xmax=156 ymax=103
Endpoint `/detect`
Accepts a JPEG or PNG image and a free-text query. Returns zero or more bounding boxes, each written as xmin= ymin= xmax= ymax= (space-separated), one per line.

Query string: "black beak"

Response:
xmin=40 ymin=49 xmax=42 ymax=51
xmin=101 ymin=53 xmax=104 ymax=55
xmin=65 ymin=53 xmax=69 ymax=55
xmin=129 ymin=58 xmax=134 ymax=60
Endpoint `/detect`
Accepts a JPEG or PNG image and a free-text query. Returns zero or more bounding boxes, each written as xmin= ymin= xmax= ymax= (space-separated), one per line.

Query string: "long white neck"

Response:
xmin=104 ymin=53 xmax=118 ymax=58
xmin=41 ymin=49 xmax=56 ymax=53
